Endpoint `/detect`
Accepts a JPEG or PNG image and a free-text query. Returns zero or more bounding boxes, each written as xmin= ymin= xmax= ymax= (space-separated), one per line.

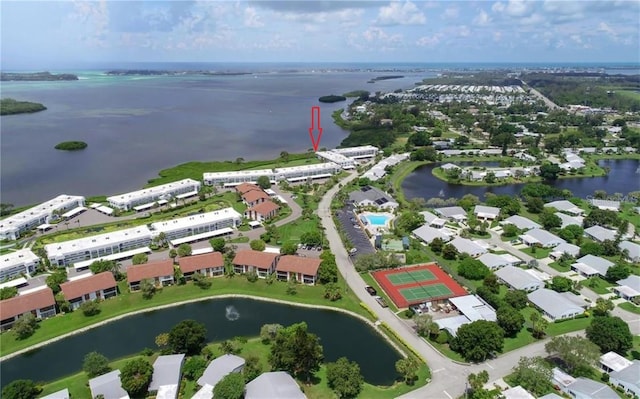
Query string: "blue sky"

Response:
xmin=2 ymin=0 xmax=639 ymax=69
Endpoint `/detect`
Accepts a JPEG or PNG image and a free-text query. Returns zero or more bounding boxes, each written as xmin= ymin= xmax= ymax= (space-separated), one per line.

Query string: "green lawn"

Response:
xmin=584 ymin=277 xmax=615 ymax=295
xmin=548 ymin=261 xmax=571 ymax=273
xmin=275 ymin=217 xmax=321 ymax=245
xmin=1 ymin=277 xmax=367 ymax=357
xmin=521 ymin=246 xmax=552 ymax=259
xmin=546 ymin=317 xmax=592 ymax=336
xmin=619 ymin=302 xmax=640 ymax=315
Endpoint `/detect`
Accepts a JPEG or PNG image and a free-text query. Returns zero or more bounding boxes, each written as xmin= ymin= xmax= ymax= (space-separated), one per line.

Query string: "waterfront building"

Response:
xmin=233 ymin=250 xmax=279 ymax=278
xmin=196 ymin=354 xmax=245 ymax=397
xmin=148 ymin=354 xmax=185 ymax=399
xmin=107 ymin=178 xmax=201 ymax=211
xmin=89 ymin=370 xmax=129 ymax=399
xmin=331 ymin=145 xmax=379 ymax=159
xmin=0 ymin=249 xmax=40 ymax=281
xmin=203 ymin=163 xmax=340 ymax=187
xmin=245 ymin=372 xmax=307 ymax=399
xmin=45 ymin=226 xmax=153 ymax=267
xmin=275 ymin=255 xmax=321 ymax=285
xmin=0 ymin=194 xmax=85 ymax=240
xmin=275 ymin=163 xmax=340 ymax=183
xmin=0 ymin=288 xmax=56 ymax=330
xmin=203 ymin=169 xmax=277 ymax=187
xmin=127 ymin=260 xmax=175 ymax=291
xmin=150 ymin=208 xmax=241 ymax=245
xmin=60 ymin=271 xmax=118 ymax=310
xmin=178 ymin=252 xmax=225 ymax=278
xmin=315 ymin=151 xmax=355 ymax=169
xmin=348 ymin=186 xmax=398 ymax=210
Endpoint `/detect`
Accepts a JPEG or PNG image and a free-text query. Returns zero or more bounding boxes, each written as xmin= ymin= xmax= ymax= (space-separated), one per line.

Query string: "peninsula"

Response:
xmin=0 ymin=98 xmax=47 ymax=115
xmin=0 ymin=72 xmax=78 ymax=81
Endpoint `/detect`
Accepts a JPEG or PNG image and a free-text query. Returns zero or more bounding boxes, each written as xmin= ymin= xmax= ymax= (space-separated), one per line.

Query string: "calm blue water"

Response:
xmin=365 ymin=214 xmax=392 ymax=226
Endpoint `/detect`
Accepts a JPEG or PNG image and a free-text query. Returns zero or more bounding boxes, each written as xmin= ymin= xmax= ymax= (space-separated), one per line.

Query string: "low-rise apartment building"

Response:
xmin=107 ymin=178 xmax=201 ymax=211
xmin=150 ymin=208 xmax=241 ymax=245
xmin=0 ymin=288 xmax=57 ymax=330
xmin=1 ymin=249 xmax=40 ymax=281
xmin=60 ymin=272 xmax=118 ymax=310
xmin=203 ymin=163 xmax=341 ymax=187
xmin=127 ymin=260 xmax=175 ymax=291
xmin=178 ymin=252 xmax=225 ymax=278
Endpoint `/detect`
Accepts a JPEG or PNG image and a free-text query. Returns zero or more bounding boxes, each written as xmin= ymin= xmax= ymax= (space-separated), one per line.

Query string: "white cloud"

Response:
xmin=473 ymin=9 xmax=491 ymax=26
xmin=244 ymin=7 xmax=264 ymax=28
xmin=376 ymin=1 xmax=426 ymax=26
xmin=69 ymin=0 xmax=110 ymax=47
xmin=493 ymin=31 xmax=503 ymax=42
xmin=458 ymin=25 xmax=471 ymax=37
xmin=442 ymin=7 xmax=459 ymax=20
xmin=416 ymin=33 xmax=442 ymax=47
xmin=597 ymin=22 xmax=616 ymax=36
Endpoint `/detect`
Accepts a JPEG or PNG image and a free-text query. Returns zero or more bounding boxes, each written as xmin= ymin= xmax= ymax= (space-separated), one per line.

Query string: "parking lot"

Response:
xmin=336 ymin=205 xmax=375 ymax=258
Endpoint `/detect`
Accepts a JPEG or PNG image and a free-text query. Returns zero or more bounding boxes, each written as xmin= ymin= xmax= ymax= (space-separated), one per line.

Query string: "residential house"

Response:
xmin=501 ymin=386 xmax=535 ymax=399
xmin=555 ymin=212 xmax=583 ymax=228
xmin=245 ymin=200 xmax=280 ymax=222
xmin=60 ymin=272 xmax=118 ymax=310
xmin=196 ymin=354 xmax=245 ymax=397
xmin=412 ymin=225 xmax=452 ymax=245
xmin=39 ymin=389 xmax=70 ymax=399
xmin=436 ymin=295 xmax=496 ymax=337
xmin=89 ymin=370 xmax=129 ymax=399
xmin=275 ymin=255 xmax=322 ymax=285
xmin=148 ymin=354 xmax=185 ymax=399
xmin=584 ymin=225 xmax=618 ymax=243
xmin=235 ymin=183 xmax=262 ymax=195
xmin=420 ymin=211 xmax=447 ymax=228
xmin=610 ymin=360 xmax=640 ymax=398
xmin=600 ymin=351 xmax=633 ymax=373
xmin=495 ymin=266 xmax=544 ymax=292
xmin=589 ymin=199 xmax=621 ymax=212
xmin=619 ymin=241 xmax=640 ymax=263
xmin=501 ymin=215 xmax=540 ymax=231
xmin=550 ymin=242 xmax=581 ymax=260
xmin=519 ymin=228 xmax=566 ymax=248
xmin=245 ymin=371 xmax=307 ymax=399
xmin=571 ymin=255 xmax=614 ymax=278
xmin=434 ymin=206 xmax=468 ymax=222
xmin=614 ymin=275 xmax=640 ymax=302
xmin=552 ymin=368 xmax=619 ymax=399
xmin=127 ymin=260 xmax=175 ymax=291
xmin=178 ymin=252 xmax=225 ymax=279
xmin=0 ymin=288 xmax=56 ymax=331
xmin=477 ymin=253 xmax=520 ymax=271
xmin=440 ymin=163 xmax=460 ymax=171
xmin=474 ymin=205 xmax=501 ymax=220
xmin=242 ymin=190 xmax=271 ymax=207
xmin=544 ymin=200 xmax=584 ymax=216
xmin=528 ymin=289 xmax=583 ymax=321
xmin=449 ymin=237 xmax=487 ymax=257
xmin=348 ymin=186 xmax=399 ymax=210
xmin=232 ymin=250 xmax=279 ymax=278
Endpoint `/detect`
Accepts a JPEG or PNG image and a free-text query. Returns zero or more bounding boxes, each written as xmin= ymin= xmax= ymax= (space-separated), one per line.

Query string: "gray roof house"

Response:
xmin=528 ymin=289 xmax=583 ymax=321
xmin=245 ymin=371 xmax=307 ymax=399
xmin=495 ymin=266 xmax=544 ymax=292
xmin=477 ymin=253 xmax=520 ymax=270
xmin=440 ymin=163 xmax=460 ymax=171
xmin=551 ymin=367 xmax=619 ymax=399
xmin=449 ymin=237 xmax=487 ymax=257
xmin=420 ymin=211 xmax=446 ymax=228
xmin=89 ymin=370 xmax=130 ymax=399
xmin=589 ymin=199 xmax=621 ymax=211
xmin=434 ymin=206 xmax=467 ymax=221
xmin=614 ymin=275 xmax=640 ymax=301
xmin=600 ymin=351 xmax=633 ymax=373
xmin=148 ymin=354 xmax=185 ymax=399
xmin=550 ymin=242 xmax=581 ymax=260
xmin=544 ymin=200 xmax=584 ymax=216
xmin=519 ymin=228 xmax=566 ymax=248
xmin=474 ymin=205 xmax=500 ymax=220
xmin=555 ymin=212 xmax=583 ymax=228
xmin=349 ymin=186 xmax=398 ymax=210
xmin=538 ymin=394 xmax=564 ymax=399
xmin=571 ymin=255 xmax=614 ymax=278
xmin=584 ymin=225 xmax=617 ymax=243
xmin=619 ymin=240 xmax=640 ymax=263
xmin=196 ymin=354 xmax=245 ymax=397
xmin=501 ymin=215 xmax=541 ymax=230
xmin=610 ymin=360 xmax=640 ymax=398
xmin=39 ymin=389 xmax=70 ymax=399
xmin=412 ymin=225 xmax=452 ymax=244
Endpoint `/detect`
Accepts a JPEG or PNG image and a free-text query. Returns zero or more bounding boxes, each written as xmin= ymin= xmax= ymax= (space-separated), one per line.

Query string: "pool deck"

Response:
xmin=359 ymin=211 xmax=395 ymax=235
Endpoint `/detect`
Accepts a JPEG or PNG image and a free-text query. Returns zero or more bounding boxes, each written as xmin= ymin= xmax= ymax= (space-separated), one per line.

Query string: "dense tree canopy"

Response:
xmin=326 ymin=357 xmax=364 ymax=398
xmin=83 ymin=352 xmax=111 ymax=378
xmin=249 ymin=239 xmax=266 ymax=251
xmin=496 ymin=306 xmax=525 ymax=337
xmin=586 ymin=316 xmax=633 ymax=355
xmin=504 ymin=290 xmax=528 ymax=310
xmin=210 ymin=237 xmax=227 ymax=252
xmin=256 ymin=175 xmax=271 ymax=189
xmin=1 ymin=379 xmax=41 ymax=399
xmin=510 ymin=357 xmax=553 ymax=396
xmin=120 ymin=358 xmax=153 ymax=397
xmin=90 ymin=260 xmax=118 ymax=275
xmin=457 ymin=257 xmax=490 ymax=280
xmin=451 ymin=320 xmax=504 ymax=362
xmin=168 ymin=319 xmax=208 ymax=355
xmin=269 ymin=322 xmax=324 ymax=382
xmin=545 ymin=336 xmax=600 ymax=376
xmin=213 ymin=372 xmax=245 ymax=399
xmin=549 ymin=276 xmax=573 ymax=292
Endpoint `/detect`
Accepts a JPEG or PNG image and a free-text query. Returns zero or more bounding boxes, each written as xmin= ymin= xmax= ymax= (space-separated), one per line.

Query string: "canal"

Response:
xmin=0 ymin=297 xmax=401 ymax=387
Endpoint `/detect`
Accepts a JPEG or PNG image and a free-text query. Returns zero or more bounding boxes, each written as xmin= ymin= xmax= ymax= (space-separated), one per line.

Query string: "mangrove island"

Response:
xmin=0 ymin=99 xmax=47 ymax=116
xmin=54 ymin=141 xmax=88 ymax=151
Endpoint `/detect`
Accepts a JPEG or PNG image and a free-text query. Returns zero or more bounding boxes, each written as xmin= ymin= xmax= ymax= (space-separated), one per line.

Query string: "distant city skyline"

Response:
xmin=2 ymin=0 xmax=639 ymax=69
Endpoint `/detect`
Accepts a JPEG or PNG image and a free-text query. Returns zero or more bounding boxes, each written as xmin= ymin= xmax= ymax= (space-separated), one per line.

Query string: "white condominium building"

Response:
xmin=203 ymin=169 xmax=276 ymax=187
xmin=0 ymin=195 xmax=85 ymax=241
xmin=45 ymin=226 xmax=153 ymax=267
xmin=204 ymin=163 xmax=341 ymax=186
xmin=331 ymin=145 xmax=379 ymax=159
xmin=150 ymin=207 xmax=242 ymax=241
xmin=0 ymin=249 xmax=40 ymax=281
xmin=277 ymin=163 xmax=341 ymax=182
xmin=315 ymin=151 xmax=355 ymax=169
xmin=107 ymin=178 xmax=201 ymax=211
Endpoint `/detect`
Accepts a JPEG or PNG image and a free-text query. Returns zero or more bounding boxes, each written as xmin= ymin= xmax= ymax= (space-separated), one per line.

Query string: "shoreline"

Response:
xmin=0 ymin=293 xmax=405 ymax=363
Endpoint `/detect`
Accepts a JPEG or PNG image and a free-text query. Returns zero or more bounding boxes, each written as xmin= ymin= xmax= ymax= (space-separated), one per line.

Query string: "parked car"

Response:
xmin=365 ymin=286 xmax=377 ymax=296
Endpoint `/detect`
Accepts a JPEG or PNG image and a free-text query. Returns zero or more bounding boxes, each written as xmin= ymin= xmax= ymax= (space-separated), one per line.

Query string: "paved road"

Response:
xmin=520 ymin=80 xmax=561 ymax=110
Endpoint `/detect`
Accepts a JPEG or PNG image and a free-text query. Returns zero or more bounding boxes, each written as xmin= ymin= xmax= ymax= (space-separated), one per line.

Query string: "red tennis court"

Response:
xmin=372 ymin=263 xmax=467 ymax=308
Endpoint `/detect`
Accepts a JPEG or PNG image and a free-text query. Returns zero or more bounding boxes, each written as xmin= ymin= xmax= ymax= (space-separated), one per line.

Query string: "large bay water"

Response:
xmin=402 ymin=159 xmax=640 ymax=200
xmin=0 ymin=297 xmax=401 ymax=387
xmin=1 ymin=68 xmax=427 ymax=206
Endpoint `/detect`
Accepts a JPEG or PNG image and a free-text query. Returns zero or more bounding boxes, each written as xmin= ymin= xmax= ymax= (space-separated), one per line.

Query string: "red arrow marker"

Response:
xmin=309 ymin=106 xmax=323 ymax=152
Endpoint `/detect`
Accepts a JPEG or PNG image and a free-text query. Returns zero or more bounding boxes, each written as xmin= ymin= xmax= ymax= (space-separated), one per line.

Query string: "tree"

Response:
xmin=394 ymin=211 xmax=425 ymax=233
xmin=485 ymin=194 xmax=521 ymax=216
xmin=510 ymin=357 xmax=553 ymax=396
xmin=1 ymin=380 xmax=41 ymax=399
xmin=89 ymin=259 xmax=118 ymax=275
xmin=410 ymin=146 xmax=438 ymax=161
xmin=192 ymin=272 xmax=212 ymax=289
xmin=501 ymin=224 xmax=519 ymax=238
xmin=605 ymin=264 xmax=630 ymax=282
xmin=525 ymin=197 xmax=545 ymax=213
xmin=318 ymin=256 xmax=338 ymax=284
xmin=83 ymin=351 xmax=111 ymax=378
xmin=557 ymin=225 xmax=584 ymax=242
xmin=269 ymin=322 xmax=324 ymax=382
xmin=120 ymin=358 xmax=153 ymax=397
xmin=467 ymin=370 xmax=489 ymax=396
xmin=256 ymin=175 xmax=271 ymax=189
xmin=414 ymin=313 xmax=438 ymax=337
xmin=301 ymin=231 xmax=322 ymax=247
xmin=140 ymin=278 xmax=156 ymax=299
xmin=0 ymin=203 xmax=14 ymax=217
xmin=210 ymin=237 xmax=226 ymax=252
xmin=13 ymin=313 xmax=37 ymax=340
xmin=586 ymin=316 xmax=633 ymax=355
xmin=326 ymin=357 xmax=364 ymax=398
xmin=529 ymin=311 xmax=548 ymax=339
xmin=592 ymin=298 xmax=614 ymax=317
xmin=131 ymin=253 xmax=148 ymax=265
xmin=260 ymin=323 xmax=284 ymax=344
xmin=46 ymin=269 xmax=67 ymax=294
xmin=80 ymin=300 xmax=101 ymax=316
xmin=429 ymin=237 xmax=444 ymax=253
xmin=155 ymin=332 xmax=169 ymax=349
xmin=280 ymin=151 xmax=290 ymax=161
xmin=545 ymin=336 xmax=600 ymax=376
xmin=183 ymin=356 xmax=208 ymax=380
xmin=451 ymin=320 xmax=504 ymax=362
xmin=549 ymin=276 xmax=573 ymax=292
xmin=0 ymin=286 xmax=18 ymax=300
xmin=280 ymin=241 xmax=298 ymax=255
xmin=235 ymin=157 xmax=244 ymax=165
xmin=484 ymin=171 xmax=497 ymax=184
xmin=324 ymin=283 xmax=342 ymax=301
xmin=243 ymin=355 xmax=262 ymax=382
xmin=442 ymin=244 xmax=458 ymax=260
xmin=213 ymin=372 xmax=245 ymax=399
xmin=395 ymin=356 xmax=420 ymax=384
xmin=504 ymin=290 xmax=528 ymax=310
xmin=454 ymin=135 xmax=470 ymax=147
xmin=539 ymin=163 xmax=561 ymax=180
xmin=539 ymin=209 xmax=562 ymax=230
xmin=169 ymin=248 xmax=178 ymax=261
xmin=497 ymin=306 xmax=525 ymax=337
xmin=483 ymin=274 xmax=500 ymax=294
xmin=177 ymin=243 xmax=192 ymax=257
xmin=583 ymin=209 xmax=620 ymax=229
xmin=457 ymin=257 xmax=490 ymax=280
xmin=249 ymin=239 xmax=266 ymax=251
xmin=168 ymin=319 xmax=207 ymax=356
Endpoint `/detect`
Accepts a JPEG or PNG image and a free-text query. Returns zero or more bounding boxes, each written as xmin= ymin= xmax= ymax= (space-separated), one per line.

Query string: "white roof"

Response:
xmin=197 ymin=354 xmax=245 ymax=388
xmin=544 ymin=200 xmax=582 ymax=214
xmin=149 ymin=354 xmax=185 ymax=397
xmin=600 ymin=351 xmax=633 ymax=373
xmin=584 ymin=225 xmax=617 ymax=242
xmin=502 ymin=215 xmax=540 ymax=230
xmin=192 ymin=384 xmax=213 ymax=399
xmin=0 ymin=277 xmax=28 ymax=289
xmin=502 ymin=386 xmax=535 ymax=399
xmin=205 ymin=163 xmax=340 ymax=182
xmin=170 ymin=228 xmax=234 ymax=246
xmin=412 ymin=225 xmax=451 ymax=244
xmin=474 ymin=205 xmax=500 ymax=217
xmin=519 ymin=228 xmax=565 ymax=247
xmin=331 ymin=145 xmax=378 ymax=155
xmin=245 ymin=372 xmax=307 ymax=399
xmin=96 ymin=205 xmax=114 ymax=215
xmin=61 ymin=206 xmax=87 ymax=219
xmin=192 ymin=247 xmax=214 ymax=255
xmin=528 ymin=289 xmax=584 ymax=320
xmin=555 ymin=212 xmax=583 ymax=228
xmin=450 ymin=237 xmax=487 ymax=256
xmin=204 ymin=169 xmax=276 ymax=180
xmin=73 ymin=247 xmax=151 ymax=269
xmin=107 ymin=179 xmax=200 ymax=204
xmin=619 ymin=241 xmax=640 ymax=260
xmin=151 ymin=208 xmax=240 ymax=234
xmin=0 ymin=194 xmax=84 ymax=233
xmin=315 ymin=151 xmax=354 ymax=166
xmin=495 ymin=266 xmax=543 ymax=290
xmin=434 ymin=206 xmax=467 ymax=219
xmin=39 ymin=389 xmax=70 ymax=399
xmin=551 ymin=242 xmax=580 ymax=257
xmin=45 ymin=226 xmax=152 ymax=259
xmin=89 ymin=370 xmax=129 ymax=399
xmin=1 ymin=249 xmax=39 ymax=271
xmin=617 ymin=275 xmax=640 ymax=292
xmin=610 ymin=361 xmax=640 ymax=389
xmin=420 ymin=211 xmax=446 ymax=226
xmin=590 ymin=199 xmax=621 ymax=211
xmin=449 ymin=295 xmax=496 ymax=322
xmin=477 ymin=253 xmax=513 ymax=269
xmin=572 ymin=255 xmax=614 ymax=276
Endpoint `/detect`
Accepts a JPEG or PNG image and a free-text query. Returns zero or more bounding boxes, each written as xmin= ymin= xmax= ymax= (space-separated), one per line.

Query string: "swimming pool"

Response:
xmin=364 ymin=214 xmax=392 ymax=226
